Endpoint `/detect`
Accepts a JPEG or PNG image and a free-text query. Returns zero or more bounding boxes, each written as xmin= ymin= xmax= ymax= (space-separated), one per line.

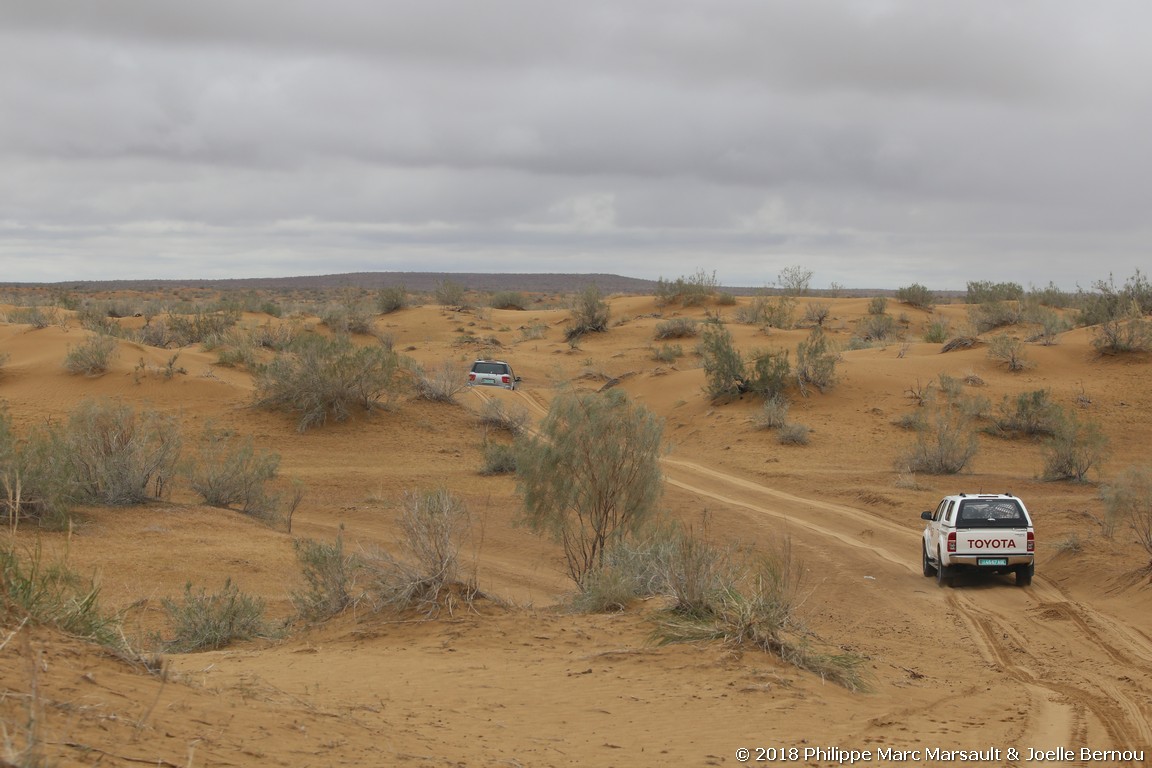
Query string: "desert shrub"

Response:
xmin=0 ymin=412 xmax=75 ymax=529
xmin=292 ymin=532 xmax=358 ymax=621
xmin=517 ymin=390 xmax=663 ymax=586
xmin=479 ymin=442 xmax=518 ymax=475
xmin=967 ymin=281 xmax=1023 ymax=304
xmin=166 ymin=309 xmax=240 ymax=346
xmin=794 ymin=328 xmax=838 ymax=394
xmin=320 ymin=303 xmax=374 ymax=335
xmin=66 ymin=399 xmax=181 ymax=505
xmin=63 ymin=334 xmax=118 ymax=375
xmin=990 ymin=390 xmax=1062 ymax=437
xmin=377 ymin=285 xmax=408 ymax=314
xmin=802 ymin=302 xmax=831 ymax=327
xmin=1025 ymin=305 xmax=1069 ymax=345
xmin=655 ymin=270 xmax=718 ymax=307
xmin=1040 ymin=411 xmax=1108 ymax=483
xmin=754 ymin=394 xmax=790 ymax=430
xmin=565 ymin=284 xmax=610 ymax=341
xmin=489 ymin=290 xmax=527 ymax=310
xmin=1099 ymin=466 xmax=1152 ymax=571
xmin=411 ymin=360 xmax=465 ymax=403
xmin=745 ymin=349 xmax=791 ymax=399
xmin=249 ymin=320 xmax=297 ymax=351
xmin=6 ymin=305 xmax=58 ymax=329
xmin=924 ymin=316 xmax=951 ymax=343
xmin=1091 ymin=312 xmax=1152 ymax=355
xmin=777 ymin=423 xmax=811 ymax=445
xmin=969 ymin=301 xmax=1022 ymax=333
xmin=734 ymin=296 xmax=768 ymax=324
xmin=435 ymin=280 xmax=467 ymax=309
xmin=253 ymin=336 xmax=404 ymax=432
xmin=897 ymin=399 xmax=978 ymax=474
xmin=761 ymin=295 xmax=796 ymax=329
xmin=1 ymin=542 xmax=119 ymax=645
xmin=651 ymin=343 xmax=684 ymax=363
xmin=777 ymin=265 xmax=813 ymax=296
xmin=986 ymin=333 xmax=1031 ymax=372
xmin=160 ymin=578 xmax=271 ymax=652
xmin=1079 ymin=270 xmax=1152 ymax=326
xmin=654 ymin=317 xmax=699 ymax=340
xmin=477 ymin=398 xmax=529 ymax=436
xmin=364 ymin=488 xmax=475 ymax=614
xmin=651 ymin=540 xmax=866 ymax=690
xmin=136 ymin=319 xmax=174 ymax=348
xmin=186 ymin=427 xmax=296 ymax=522
xmin=858 ymin=313 xmax=897 ymax=341
xmin=896 ymin=283 xmax=934 ymax=310
xmin=700 ymin=325 xmax=746 ymax=399
xmin=867 ymin=296 xmax=888 ymax=315
xmin=1028 ymin=281 xmax=1074 ymax=309
xmin=716 ymin=291 xmax=737 ymax=306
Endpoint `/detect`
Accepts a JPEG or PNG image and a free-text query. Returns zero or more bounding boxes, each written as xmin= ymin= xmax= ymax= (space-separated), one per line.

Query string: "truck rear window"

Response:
xmin=956 ymin=499 xmax=1027 ymax=529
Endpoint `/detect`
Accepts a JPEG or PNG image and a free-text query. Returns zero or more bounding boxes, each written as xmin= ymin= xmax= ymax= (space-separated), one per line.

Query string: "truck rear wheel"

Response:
xmin=922 ymin=543 xmax=937 ymax=577
xmin=936 ymin=552 xmax=952 ymax=588
xmin=1015 ymin=563 xmax=1034 ymax=587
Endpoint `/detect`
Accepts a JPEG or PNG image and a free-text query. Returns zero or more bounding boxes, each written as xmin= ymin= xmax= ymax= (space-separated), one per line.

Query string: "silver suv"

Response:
xmin=468 ymin=360 xmax=520 ymax=390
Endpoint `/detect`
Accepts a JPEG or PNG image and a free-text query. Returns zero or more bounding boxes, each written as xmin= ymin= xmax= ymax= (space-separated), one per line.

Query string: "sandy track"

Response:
xmin=469 ymin=385 xmax=1152 ymax=759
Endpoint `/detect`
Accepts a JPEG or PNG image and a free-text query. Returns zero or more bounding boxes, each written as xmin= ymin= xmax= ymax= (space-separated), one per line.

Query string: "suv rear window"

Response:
xmin=956 ymin=499 xmax=1027 ymax=529
xmin=472 ymin=362 xmax=507 ymax=375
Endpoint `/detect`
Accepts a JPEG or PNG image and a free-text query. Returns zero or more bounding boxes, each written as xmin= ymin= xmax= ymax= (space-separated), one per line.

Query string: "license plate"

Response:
xmin=978 ymin=558 xmax=1008 ymax=566
xmin=481 ymin=377 xmax=495 ymax=385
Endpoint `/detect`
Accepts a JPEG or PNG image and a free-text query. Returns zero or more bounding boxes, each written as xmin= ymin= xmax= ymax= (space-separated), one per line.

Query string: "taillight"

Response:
xmin=1026 ymin=531 xmax=1034 ymax=552
xmin=501 ymin=374 xmax=510 ymax=384
xmin=469 ymin=373 xmax=476 ymax=381
xmin=947 ymin=532 xmax=957 ymax=553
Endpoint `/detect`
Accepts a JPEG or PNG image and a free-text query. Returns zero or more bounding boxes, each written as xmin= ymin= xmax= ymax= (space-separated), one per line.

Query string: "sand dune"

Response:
xmin=2 ymin=290 xmax=1151 ymax=767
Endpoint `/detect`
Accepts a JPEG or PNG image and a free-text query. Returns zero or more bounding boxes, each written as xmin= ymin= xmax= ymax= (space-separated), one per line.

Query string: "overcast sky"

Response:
xmin=2 ymin=1 xmax=1150 ymax=289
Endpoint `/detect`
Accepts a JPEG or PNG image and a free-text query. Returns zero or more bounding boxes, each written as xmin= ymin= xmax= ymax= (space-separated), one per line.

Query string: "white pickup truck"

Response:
xmin=920 ymin=493 xmax=1035 ymax=587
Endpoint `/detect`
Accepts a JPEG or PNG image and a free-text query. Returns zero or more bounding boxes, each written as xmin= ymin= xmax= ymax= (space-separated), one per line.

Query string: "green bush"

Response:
xmin=489 ymin=291 xmax=527 ymax=310
xmin=654 ymin=317 xmax=699 ymax=340
xmin=186 ymin=427 xmax=291 ymax=521
xmin=897 ymin=400 xmax=978 ymax=474
xmin=1 ymin=410 xmax=75 ymax=529
xmin=700 ymin=325 xmax=746 ymax=399
xmin=990 ymin=390 xmax=1063 ymax=437
xmin=292 ymin=532 xmax=358 ymax=621
xmin=777 ymin=423 xmax=811 ymax=445
xmin=923 ymin=317 xmax=951 ymax=343
xmin=745 ymin=349 xmax=791 ymax=399
xmin=967 ymin=281 xmax=1023 ymax=304
xmin=435 ymin=280 xmax=468 ymax=309
xmin=64 ymin=334 xmax=118 ymax=375
xmin=517 ymin=390 xmax=663 ymax=586
xmin=161 ymin=578 xmax=272 ymax=652
xmin=6 ymin=305 xmax=58 ymax=329
xmin=651 ymin=343 xmax=684 ymax=363
xmin=254 ymin=336 xmax=405 ymax=432
xmin=480 ymin=442 xmax=518 ymax=475
xmin=377 ymin=285 xmax=408 ymax=314
xmin=794 ymin=328 xmax=838 ymax=394
xmin=66 ymin=399 xmax=182 ymax=506
xmin=969 ymin=301 xmax=1022 ymax=333
xmin=565 ymin=284 xmax=610 ymax=341
xmin=858 ymin=313 xmax=897 ymax=341
xmin=986 ymin=334 xmax=1031 ymax=372
xmin=867 ymin=296 xmax=888 ymax=315
xmin=1040 ymin=411 xmax=1108 ymax=482
xmin=166 ymin=309 xmax=240 ymax=346
xmin=896 ymin=283 xmax=934 ymax=310
xmin=1091 ymin=314 xmax=1152 ymax=355
xmin=1 ymin=542 xmax=119 ymax=645
xmin=1099 ymin=466 xmax=1152 ymax=568
xmin=654 ymin=270 xmax=718 ymax=307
